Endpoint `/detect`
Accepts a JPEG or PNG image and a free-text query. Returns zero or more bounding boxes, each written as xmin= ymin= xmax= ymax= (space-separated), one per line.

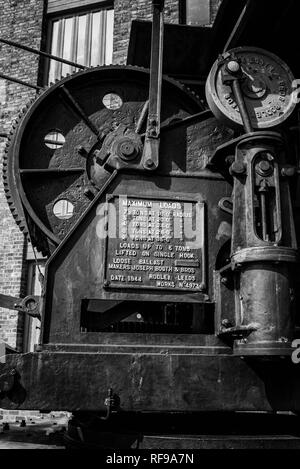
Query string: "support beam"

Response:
xmin=0 ymin=37 xmax=86 ymax=70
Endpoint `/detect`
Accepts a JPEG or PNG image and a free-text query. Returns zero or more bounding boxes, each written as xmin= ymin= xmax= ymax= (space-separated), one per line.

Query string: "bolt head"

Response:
xmin=145 ymin=158 xmax=154 ymax=167
xmin=230 ymin=161 xmax=246 ymax=176
xmin=77 ymin=146 xmax=87 ymax=156
xmin=120 ymin=141 xmax=135 ymax=157
xmin=258 ymin=160 xmax=272 ymax=173
xmin=221 ymin=319 xmax=231 ymax=328
xmin=227 ymin=60 xmax=240 ymax=73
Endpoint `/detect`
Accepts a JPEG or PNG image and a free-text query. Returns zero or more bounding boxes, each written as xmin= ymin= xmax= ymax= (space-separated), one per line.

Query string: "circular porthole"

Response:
xmin=102 ymin=93 xmax=123 ymax=110
xmin=53 ymin=199 xmax=74 ymax=220
xmin=44 ymin=131 xmax=65 ymax=149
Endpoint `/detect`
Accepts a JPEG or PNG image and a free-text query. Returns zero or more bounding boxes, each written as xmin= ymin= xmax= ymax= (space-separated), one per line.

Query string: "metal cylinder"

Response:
xmin=234 ymin=262 xmax=295 ymax=355
xmin=230 ymin=132 xmax=298 ymax=355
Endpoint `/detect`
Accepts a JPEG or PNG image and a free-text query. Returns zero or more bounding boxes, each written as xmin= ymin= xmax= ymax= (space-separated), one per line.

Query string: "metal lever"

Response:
xmin=142 ymin=0 xmax=165 ymax=170
xmin=222 ymin=57 xmax=253 ymax=133
xmin=258 ymin=179 xmax=269 ymax=241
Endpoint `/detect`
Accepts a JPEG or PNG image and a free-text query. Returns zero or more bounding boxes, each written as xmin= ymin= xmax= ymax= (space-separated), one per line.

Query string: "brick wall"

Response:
xmin=0 ymin=0 xmax=45 ymax=350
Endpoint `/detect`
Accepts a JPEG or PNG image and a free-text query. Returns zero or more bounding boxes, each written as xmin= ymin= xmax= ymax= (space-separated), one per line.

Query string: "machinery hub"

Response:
xmin=3 ymin=65 xmax=202 ymax=255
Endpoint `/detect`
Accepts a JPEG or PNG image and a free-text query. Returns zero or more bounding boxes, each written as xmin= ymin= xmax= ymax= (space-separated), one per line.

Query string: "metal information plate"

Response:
xmin=104 ymin=195 xmax=205 ymax=292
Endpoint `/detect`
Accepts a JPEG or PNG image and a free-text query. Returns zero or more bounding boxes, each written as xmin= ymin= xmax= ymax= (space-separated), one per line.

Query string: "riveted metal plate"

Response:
xmin=104 ymin=195 xmax=206 ymax=292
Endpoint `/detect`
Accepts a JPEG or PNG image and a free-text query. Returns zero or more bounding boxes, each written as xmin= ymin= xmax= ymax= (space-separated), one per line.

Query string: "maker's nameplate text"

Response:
xmin=104 ymin=196 xmax=205 ymax=292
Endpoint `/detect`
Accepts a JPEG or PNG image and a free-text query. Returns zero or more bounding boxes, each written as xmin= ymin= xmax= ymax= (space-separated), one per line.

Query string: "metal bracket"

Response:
xmin=0 ymin=293 xmax=40 ymax=319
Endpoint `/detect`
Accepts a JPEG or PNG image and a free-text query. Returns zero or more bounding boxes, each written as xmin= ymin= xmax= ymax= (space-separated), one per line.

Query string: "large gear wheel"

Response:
xmin=3 ymin=65 xmax=204 ymax=255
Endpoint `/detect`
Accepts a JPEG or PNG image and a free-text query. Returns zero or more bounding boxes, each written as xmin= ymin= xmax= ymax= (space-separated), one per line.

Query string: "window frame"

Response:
xmin=44 ymin=1 xmax=114 ymax=85
xmin=47 ymin=0 xmax=113 ymax=16
xmin=179 ymin=0 xmax=211 ymax=26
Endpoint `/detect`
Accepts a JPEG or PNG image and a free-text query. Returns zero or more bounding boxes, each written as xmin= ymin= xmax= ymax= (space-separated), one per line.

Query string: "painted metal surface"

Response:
xmin=1 ymin=349 xmax=300 ymax=412
xmin=3 ymin=66 xmax=202 ymax=255
xmin=1 ymin=2 xmax=300 ymax=438
xmin=211 ymin=131 xmax=298 ymax=354
xmin=206 ymin=47 xmax=296 ymax=129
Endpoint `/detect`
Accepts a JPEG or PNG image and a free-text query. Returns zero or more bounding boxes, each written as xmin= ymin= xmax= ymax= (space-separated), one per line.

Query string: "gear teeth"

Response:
xmin=2 ymin=64 xmax=205 ymax=255
xmin=1 ymin=93 xmax=40 ymax=246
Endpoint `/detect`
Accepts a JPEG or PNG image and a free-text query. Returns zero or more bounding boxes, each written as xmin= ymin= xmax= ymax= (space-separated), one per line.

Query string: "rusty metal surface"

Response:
xmin=42 ymin=172 xmax=232 ymax=343
xmin=208 ymin=79 xmax=298 ymax=354
xmin=103 ymin=195 xmax=206 ymax=292
xmin=127 ymin=0 xmax=250 ymax=81
xmin=1 ymin=350 xmax=300 ymax=412
xmin=139 ymin=434 xmax=300 ymax=449
xmin=4 ymin=66 xmax=202 ymax=254
xmin=206 ymin=47 xmax=296 ymax=129
xmin=2 ymin=0 xmax=300 ymax=425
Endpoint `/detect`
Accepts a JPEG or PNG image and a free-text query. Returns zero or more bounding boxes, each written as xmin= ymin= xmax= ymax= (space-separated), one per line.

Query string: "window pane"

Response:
xmin=48 ymin=8 xmax=114 ymax=83
xmin=77 ymin=14 xmax=87 ymax=65
xmin=61 ymin=17 xmax=73 ymax=76
xmin=49 ymin=20 xmax=59 ymax=83
xmin=186 ymin=0 xmax=210 ymax=26
xmin=105 ymin=9 xmax=114 ymax=64
xmin=91 ymin=11 xmax=102 ymax=66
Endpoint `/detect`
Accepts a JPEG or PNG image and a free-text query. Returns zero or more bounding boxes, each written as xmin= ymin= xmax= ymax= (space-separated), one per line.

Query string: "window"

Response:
xmin=48 ymin=7 xmax=114 ymax=83
xmin=181 ymin=0 xmax=211 ymax=26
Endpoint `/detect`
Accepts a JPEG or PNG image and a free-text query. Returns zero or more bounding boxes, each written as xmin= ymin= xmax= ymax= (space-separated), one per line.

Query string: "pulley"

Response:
xmin=3 ymin=65 xmax=202 ymax=255
xmin=206 ymin=46 xmax=296 ymax=129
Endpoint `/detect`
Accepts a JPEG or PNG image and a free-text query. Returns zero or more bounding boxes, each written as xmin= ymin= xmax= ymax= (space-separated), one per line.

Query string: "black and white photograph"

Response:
xmin=0 ymin=0 xmax=300 ymax=455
